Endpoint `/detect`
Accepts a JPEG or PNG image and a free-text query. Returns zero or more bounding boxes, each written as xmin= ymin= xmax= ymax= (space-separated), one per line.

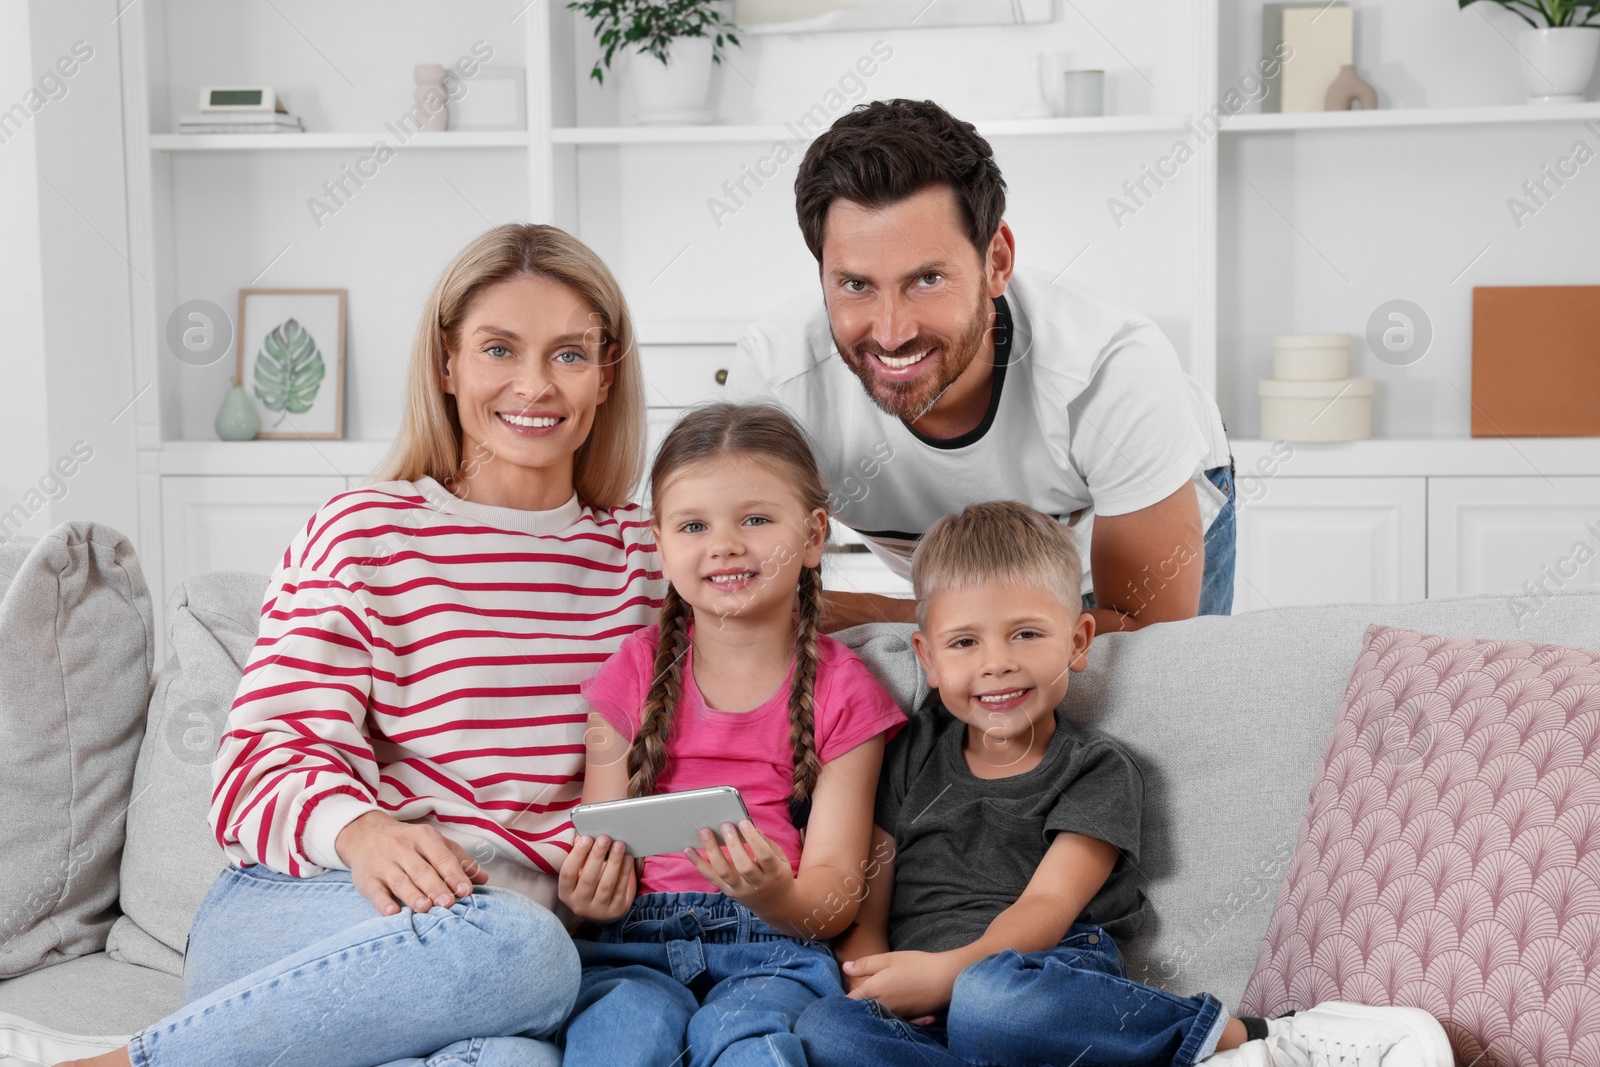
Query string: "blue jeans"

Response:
xmin=795 ymin=925 xmax=1228 ymax=1067
xmin=560 ymin=891 xmax=843 ymax=1067
xmin=1199 ymin=462 xmax=1237 ymax=616
xmin=128 ymin=864 xmax=579 ymax=1067
xmin=1081 ymin=462 xmax=1236 ymax=618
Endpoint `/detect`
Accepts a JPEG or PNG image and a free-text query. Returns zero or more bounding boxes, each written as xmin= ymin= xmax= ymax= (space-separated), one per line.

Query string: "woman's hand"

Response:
xmin=335 ymin=810 xmax=488 ymax=916
xmin=559 ymin=834 xmax=638 ymax=921
xmin=843 ymin=949 xmax=963 ymax=1021
xmin=684 ymin=819 xmax=796 ymax=915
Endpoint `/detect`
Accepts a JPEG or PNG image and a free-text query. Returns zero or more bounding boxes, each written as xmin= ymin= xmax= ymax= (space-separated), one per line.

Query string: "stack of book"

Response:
xmin=179 ymin=111 xmax=304 ymax=135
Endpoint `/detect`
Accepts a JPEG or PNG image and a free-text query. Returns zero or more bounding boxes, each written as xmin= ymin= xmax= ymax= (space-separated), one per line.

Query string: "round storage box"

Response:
xmin=1272 ymin=333 xmax=1350 ymax=381
xmin=1259 ymin=377 xmax=1373 ymax=442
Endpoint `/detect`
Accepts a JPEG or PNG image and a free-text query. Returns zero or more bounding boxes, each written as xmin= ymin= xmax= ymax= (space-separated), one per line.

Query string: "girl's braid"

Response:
xmin=786 ymin=563 xmax=825 ymax=827
xmin=627 ymin=584 xmax=690 ymax=799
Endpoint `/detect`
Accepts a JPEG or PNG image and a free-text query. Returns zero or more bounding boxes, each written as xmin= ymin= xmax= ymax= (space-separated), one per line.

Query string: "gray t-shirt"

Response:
xmin=876 ymin=693 xmax=1148 ymax=953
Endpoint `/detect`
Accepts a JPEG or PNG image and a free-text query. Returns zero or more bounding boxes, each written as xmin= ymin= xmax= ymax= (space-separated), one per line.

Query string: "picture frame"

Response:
xmin=236 ymin=288 xmax=346 ymax=440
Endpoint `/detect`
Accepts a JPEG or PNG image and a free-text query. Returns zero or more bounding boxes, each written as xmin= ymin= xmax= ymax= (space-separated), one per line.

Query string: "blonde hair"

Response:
xmin=911 ymin=501 xmax=1083 ymax=627
xmin=629 ymin=403 xmax=831 ymax=827
xmin=373 ymin=223 xmax=646 ymax=509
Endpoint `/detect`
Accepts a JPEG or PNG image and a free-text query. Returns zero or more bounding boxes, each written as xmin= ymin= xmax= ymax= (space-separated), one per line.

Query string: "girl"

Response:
xmin=556 ymin=403 xmax=907 ymax=1067
xmin=59 ymin=223 xmax=663 ymax=1067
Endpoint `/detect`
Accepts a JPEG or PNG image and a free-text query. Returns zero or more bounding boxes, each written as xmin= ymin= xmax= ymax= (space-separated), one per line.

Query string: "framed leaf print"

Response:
xmin=237 ymin=288 xmax=347 ymax=440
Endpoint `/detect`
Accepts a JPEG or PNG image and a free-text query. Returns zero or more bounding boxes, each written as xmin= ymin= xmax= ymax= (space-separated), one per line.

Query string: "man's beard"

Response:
xmin=833 ymin=289 xmax=992 ymax=423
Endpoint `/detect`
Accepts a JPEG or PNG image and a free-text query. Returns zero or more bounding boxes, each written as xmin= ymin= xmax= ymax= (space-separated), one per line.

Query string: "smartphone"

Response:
xmin=571 ymin=786 xmax=750 ymax=859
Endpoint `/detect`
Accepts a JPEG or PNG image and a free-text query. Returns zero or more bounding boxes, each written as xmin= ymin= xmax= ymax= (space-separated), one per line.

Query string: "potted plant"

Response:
xmin=1459 ymin=0 xmax=1600 ymax=103
xmin=569 ymin=0 xmax=740 ymax=124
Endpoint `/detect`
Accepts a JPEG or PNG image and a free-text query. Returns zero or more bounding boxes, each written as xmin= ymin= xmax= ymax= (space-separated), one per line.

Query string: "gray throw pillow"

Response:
xmin=0 ymin=523 xmax=154 ymax=978
xmin=106 ymin=572 xmax=269 ymax=977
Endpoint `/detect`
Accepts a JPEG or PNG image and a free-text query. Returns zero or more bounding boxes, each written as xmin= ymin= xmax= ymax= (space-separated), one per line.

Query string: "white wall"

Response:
xmin=0 ymin=0 xmax=141 ymax=549
xmin=0 ymin=0 xmax=54 ymax=543
xmin=32 ymin=0 xmax=141 ymax=543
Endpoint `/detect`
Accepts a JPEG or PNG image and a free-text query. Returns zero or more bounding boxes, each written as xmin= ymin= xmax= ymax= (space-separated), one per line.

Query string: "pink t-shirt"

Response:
xmin=580 ymin=624 xmax=907 ymax=893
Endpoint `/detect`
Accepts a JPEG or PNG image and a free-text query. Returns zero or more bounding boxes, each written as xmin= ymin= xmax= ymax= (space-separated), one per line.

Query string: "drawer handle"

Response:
xmin=715 ymin=368 xmax=728 ymax=385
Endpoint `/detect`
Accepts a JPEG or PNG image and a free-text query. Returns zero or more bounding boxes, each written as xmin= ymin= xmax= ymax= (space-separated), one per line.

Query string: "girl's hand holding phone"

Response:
xmin=559 ymin=834 xmax=638 ymax=921
xmin=684 ymin=819 xmax=795 ymax=913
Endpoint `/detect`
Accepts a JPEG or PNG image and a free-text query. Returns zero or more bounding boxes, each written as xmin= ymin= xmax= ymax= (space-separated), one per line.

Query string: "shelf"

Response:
xmin=149 ymin=437 xmax=1600 ymax=481
xmin=1223 ymin=100 xmax=1600 ymax=133
xmin=551 ymin=114 xmax=1187 ymax=145
xmin=151 ymin=105 xmax=1597 ymax=147
xmin=1230 ymin=438 xmax=1600 ymax=478
xmin=149 ymin=130 xmax=529 ymax=151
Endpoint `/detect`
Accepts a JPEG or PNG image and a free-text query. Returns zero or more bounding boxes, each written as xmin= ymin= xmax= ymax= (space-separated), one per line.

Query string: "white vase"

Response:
xmin=1517 ymin=27 xmax=1600 ymax=104
xmin=630 ymin=36 xmax=715 ymax=125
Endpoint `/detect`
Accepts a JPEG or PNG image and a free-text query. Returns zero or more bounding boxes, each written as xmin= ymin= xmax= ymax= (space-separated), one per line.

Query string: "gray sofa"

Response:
xmin=3 ymin=521 xmax=1599 ymax=1065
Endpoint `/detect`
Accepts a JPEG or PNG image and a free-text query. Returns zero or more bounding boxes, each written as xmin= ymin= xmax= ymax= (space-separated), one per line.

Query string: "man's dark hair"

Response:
xmin=794 ymin=99 xmax=1007 ymax=263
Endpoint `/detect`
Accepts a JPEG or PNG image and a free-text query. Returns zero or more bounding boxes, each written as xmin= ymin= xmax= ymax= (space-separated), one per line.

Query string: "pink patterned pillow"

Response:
xmin=1242 ymin=624 xmax=1600 ymax=1067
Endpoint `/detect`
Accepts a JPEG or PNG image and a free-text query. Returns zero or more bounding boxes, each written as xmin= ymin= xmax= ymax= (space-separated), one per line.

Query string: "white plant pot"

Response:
xmin=1517 ymin=27 xmax=1600 ymax=104
xmin=630 ymin=37 xmax=715 ymax=125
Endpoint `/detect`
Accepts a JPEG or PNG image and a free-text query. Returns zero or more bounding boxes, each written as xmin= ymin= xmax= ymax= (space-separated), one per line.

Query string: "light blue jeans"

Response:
xmin=560 ymin=891 xmax=843 ymax=1067
xmin=127 ymin=864 xmax=579 ymax=1067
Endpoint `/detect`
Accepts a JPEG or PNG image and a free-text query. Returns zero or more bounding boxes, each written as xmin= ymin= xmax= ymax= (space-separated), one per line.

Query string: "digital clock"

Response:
xmin=198 ymin=87 xmax=287 ymax=113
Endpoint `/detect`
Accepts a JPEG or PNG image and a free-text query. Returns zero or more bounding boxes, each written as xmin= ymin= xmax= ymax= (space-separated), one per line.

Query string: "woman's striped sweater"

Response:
xmin=209 ymin=476 xmax=665 ymax=908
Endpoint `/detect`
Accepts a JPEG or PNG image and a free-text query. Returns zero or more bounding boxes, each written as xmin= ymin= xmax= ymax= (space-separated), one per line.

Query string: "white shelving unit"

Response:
xmin=549 ymin=114 xmax=1193 ymax=144
xmin=149 ymin=131 xmax=532 ymax=150
xmin=116 ymin=0 xmax=1600 ymax=633
xmin=1223 ymin=100 xmax=1600 ymax=131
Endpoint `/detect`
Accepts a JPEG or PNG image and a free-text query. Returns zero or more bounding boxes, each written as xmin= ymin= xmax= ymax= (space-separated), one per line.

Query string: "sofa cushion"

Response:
xmin=1241 ymin=624 xmax=1600 ymax=1066
xmin=0 ymin=523 xmax=153 ymax=980
xmin=0 ymin=951 xmax=178 ymax=1042
xmin=836 ymin=588 xmax=1600 ymax=1011
xmin=106 ymin=573 xmax=270 ymax=978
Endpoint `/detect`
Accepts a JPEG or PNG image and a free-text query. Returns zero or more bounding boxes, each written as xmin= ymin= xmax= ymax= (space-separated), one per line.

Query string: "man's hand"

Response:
xmin=821 ymin=590 xmax=916 ymax=633
xmin=335 ymin=810 xmax=488 ymax=917
xmin=843 ymin=949 xmax=964 ymax=1019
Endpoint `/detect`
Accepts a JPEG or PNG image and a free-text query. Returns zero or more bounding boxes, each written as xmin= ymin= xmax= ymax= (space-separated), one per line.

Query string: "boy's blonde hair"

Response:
xmin=910 ymin=501 xmax=1084 ymax=626
xmin=374 ymin=223 xmax=646 ymax=509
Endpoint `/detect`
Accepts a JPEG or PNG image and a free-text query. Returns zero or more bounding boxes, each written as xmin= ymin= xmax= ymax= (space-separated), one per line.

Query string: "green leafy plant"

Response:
xmin=1459 ymin=0 xmax=1600 ymax=27
xmin=252 ymin=318 xmax=325 ymax=427
xmin=568 ymin=0 xmax=740 ymax=84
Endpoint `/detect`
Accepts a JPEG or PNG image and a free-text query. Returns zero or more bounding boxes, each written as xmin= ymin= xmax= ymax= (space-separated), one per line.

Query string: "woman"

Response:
xmin=60 ymin=224 xmax=664 ymax=1067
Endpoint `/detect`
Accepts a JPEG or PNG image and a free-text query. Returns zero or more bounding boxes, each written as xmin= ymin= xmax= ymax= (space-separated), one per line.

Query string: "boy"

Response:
xmin=794 ymin=501 xmax=1452 ymax=1066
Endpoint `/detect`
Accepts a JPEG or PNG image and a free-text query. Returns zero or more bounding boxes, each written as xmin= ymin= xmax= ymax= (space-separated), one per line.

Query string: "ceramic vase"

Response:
xmin=1324 ymin=64 xmax=1378 ymax=110
xmin=214 ymin=385 xmax=260 ymax=441
xmin=414 ymin=63 xmax=449 ymax=131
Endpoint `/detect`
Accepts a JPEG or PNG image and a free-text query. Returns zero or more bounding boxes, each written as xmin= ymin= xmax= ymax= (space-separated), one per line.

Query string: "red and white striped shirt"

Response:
xmin=209 ymin=477 xmax=664 ymax=908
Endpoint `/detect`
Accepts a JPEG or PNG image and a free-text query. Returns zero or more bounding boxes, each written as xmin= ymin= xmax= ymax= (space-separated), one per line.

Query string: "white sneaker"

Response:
xmin=1262 ymin=1002 xmax=1453 ymax=1067
xmin=1198 ymin=1039 xmax=1274 ymax=1066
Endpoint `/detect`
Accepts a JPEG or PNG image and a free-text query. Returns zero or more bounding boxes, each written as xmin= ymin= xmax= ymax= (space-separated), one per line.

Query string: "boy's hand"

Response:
xmin=558 ymin=834 xmax=637 ymax=921
xmin=843 ymin=950 xmax=964 ymax=1020
xmin=685 ymin=819 xmax=795 ymax=913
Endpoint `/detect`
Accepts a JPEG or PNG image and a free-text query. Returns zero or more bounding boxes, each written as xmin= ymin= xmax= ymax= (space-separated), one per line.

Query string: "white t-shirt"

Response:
xmin=725 ymin=268 xmax=1232 ymax=594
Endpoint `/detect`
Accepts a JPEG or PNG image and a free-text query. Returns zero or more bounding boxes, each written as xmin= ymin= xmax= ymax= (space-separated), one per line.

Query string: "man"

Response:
xmin=726 ymin=99 xmax=1234 ymax=634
